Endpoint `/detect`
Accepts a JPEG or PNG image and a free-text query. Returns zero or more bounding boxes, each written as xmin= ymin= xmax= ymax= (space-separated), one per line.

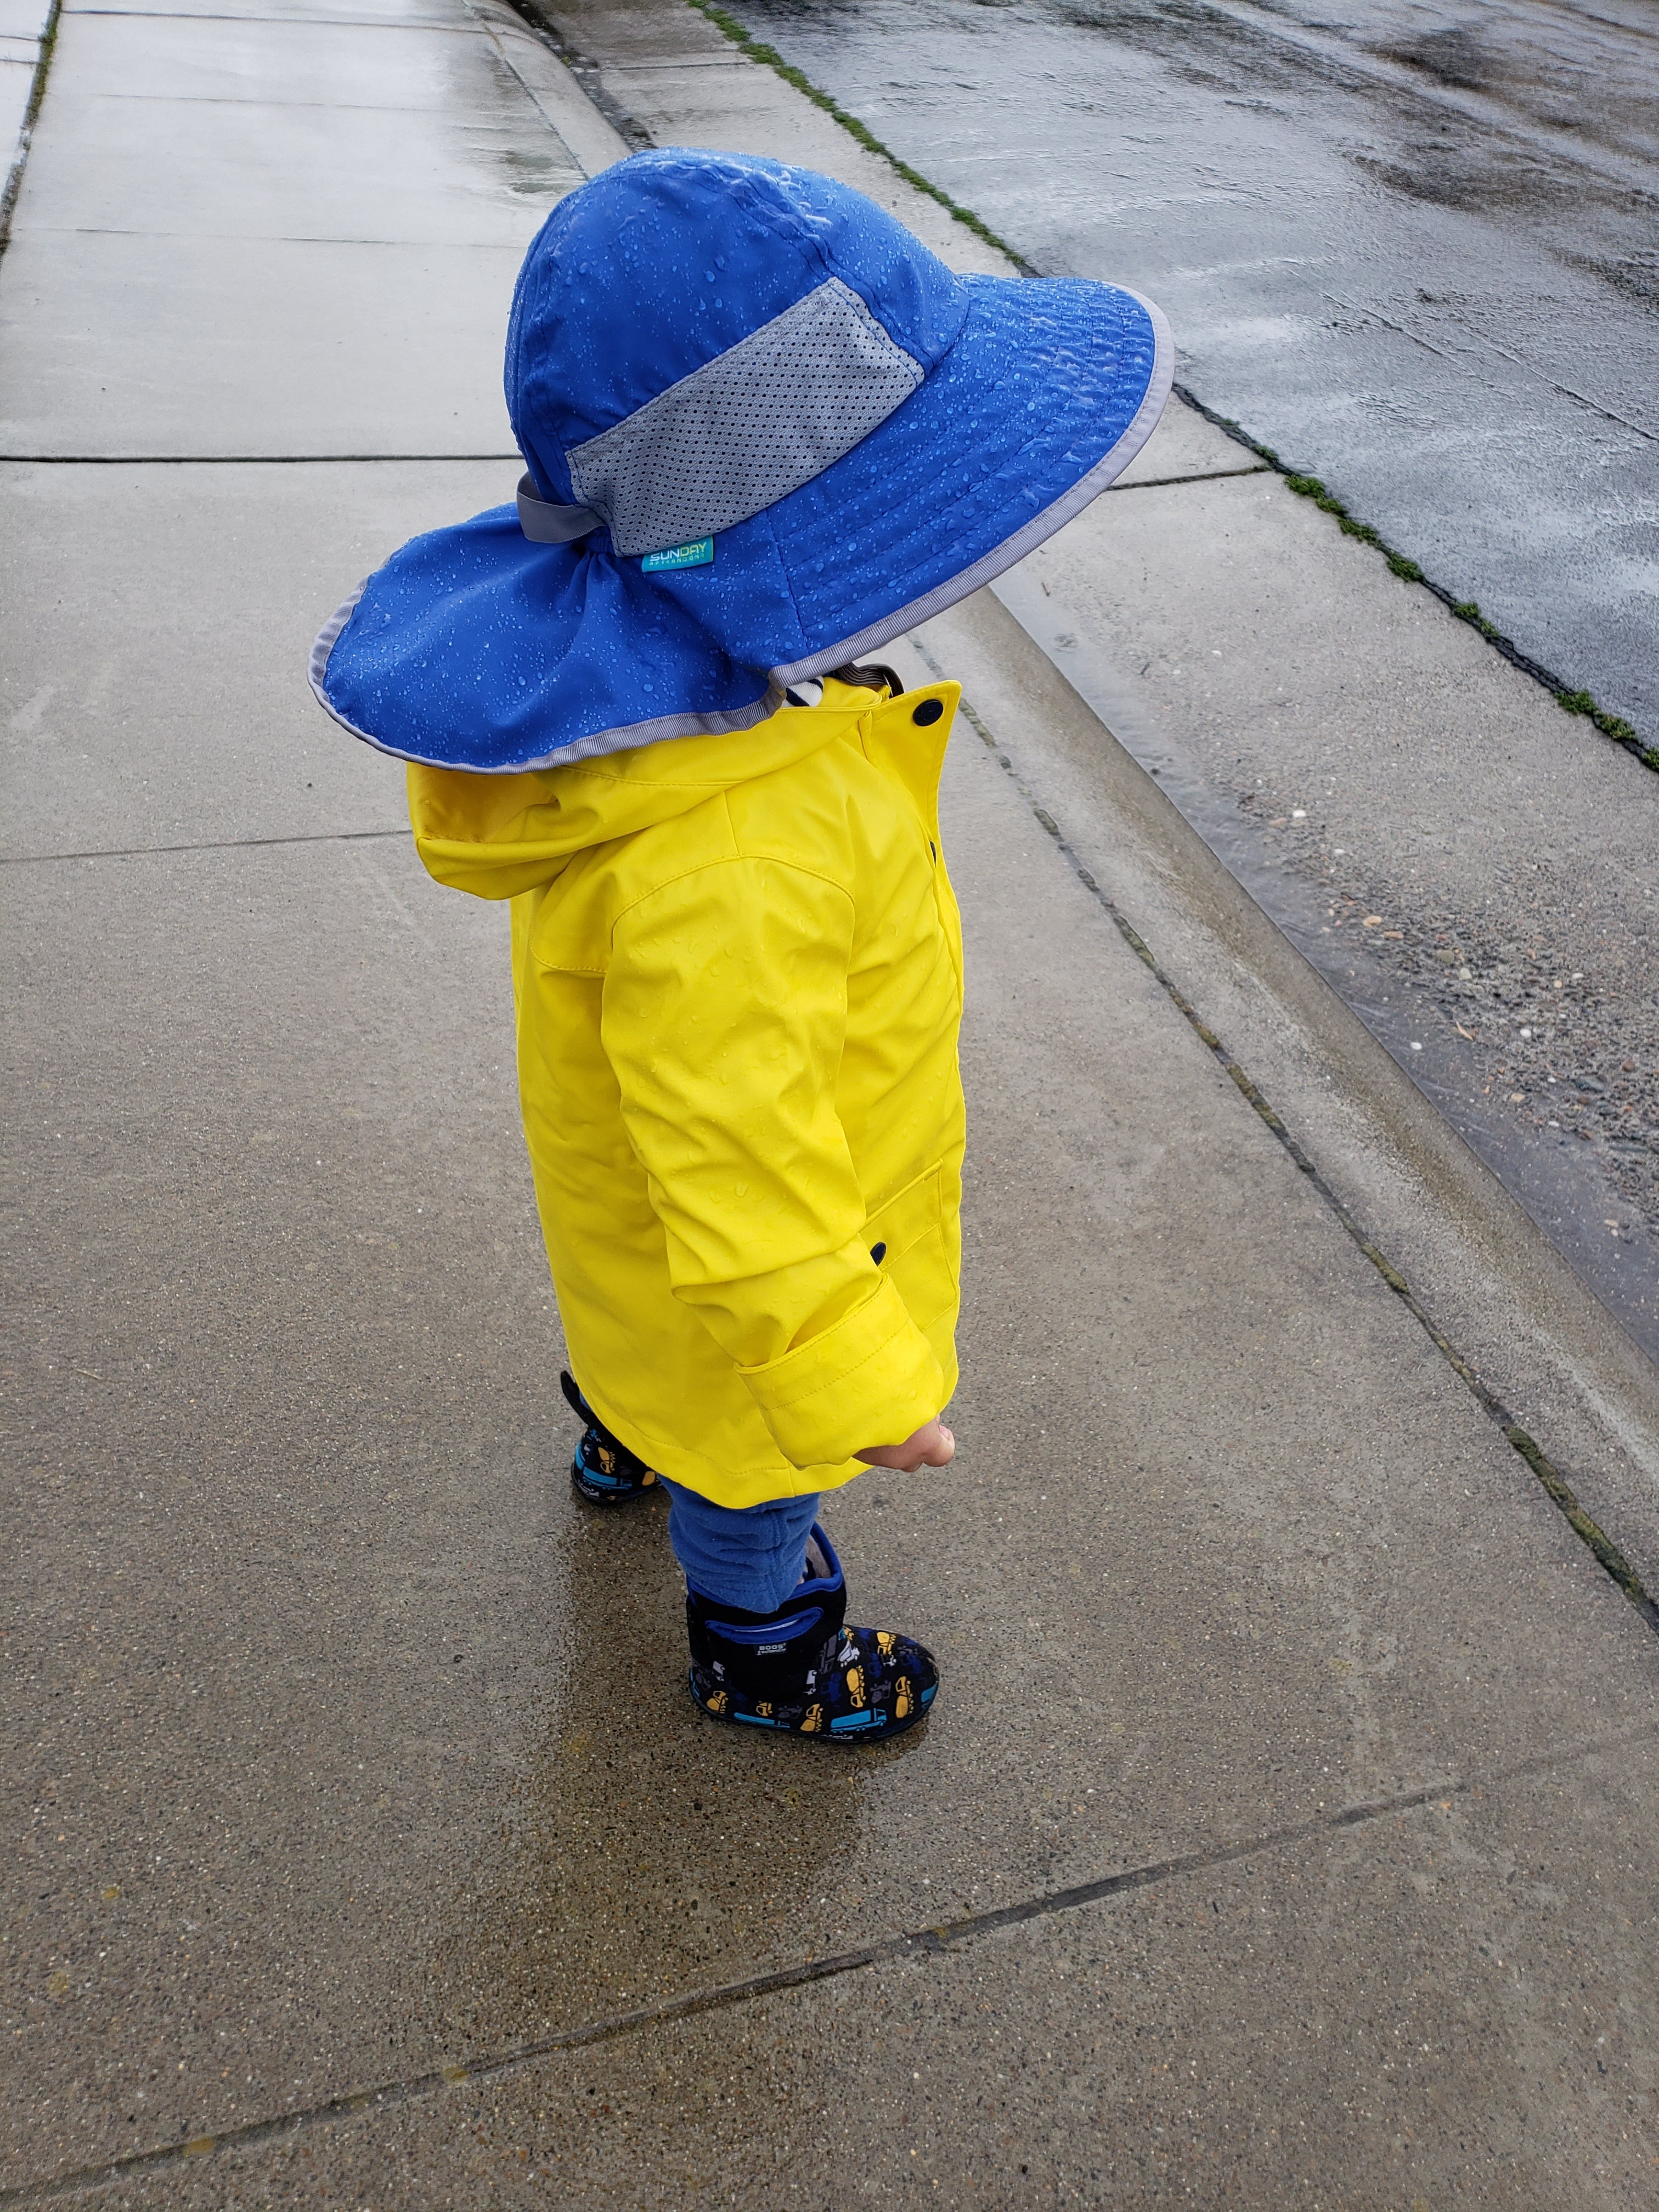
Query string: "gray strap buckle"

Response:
xmin=517 ymin=472 xmax=603 ymax=545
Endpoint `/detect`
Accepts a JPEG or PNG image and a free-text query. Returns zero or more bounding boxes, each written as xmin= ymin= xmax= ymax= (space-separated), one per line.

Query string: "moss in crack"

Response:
xmin=1451 ymin=599 xmax=1500 ymax=638
xmin=1271 ymin=475 xmax=1652 ymax=766
xmin=1557 ymin=689 xmax=1644 ymax=748
xmin=1283 ymin=474 xmax=1422 ymax=583
xmin=1504 ymin=1427 xmax=1659 ymax=1625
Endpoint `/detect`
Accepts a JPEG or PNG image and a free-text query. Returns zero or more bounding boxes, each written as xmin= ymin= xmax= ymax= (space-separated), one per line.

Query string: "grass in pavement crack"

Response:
xmin=1181 ymin=413 xmax=1658 ymax=777
xmin=1279 ymin=471 xmax=1648 ymax=754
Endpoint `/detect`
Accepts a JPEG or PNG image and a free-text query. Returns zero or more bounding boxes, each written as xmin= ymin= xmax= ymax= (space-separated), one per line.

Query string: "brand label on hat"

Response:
xmin=640 ymin=537 xmax=714 ymax=573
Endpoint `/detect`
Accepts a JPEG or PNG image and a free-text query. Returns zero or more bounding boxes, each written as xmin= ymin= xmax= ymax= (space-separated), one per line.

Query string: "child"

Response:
xmin=312 ymin=148 xmax=1169 ymax=1743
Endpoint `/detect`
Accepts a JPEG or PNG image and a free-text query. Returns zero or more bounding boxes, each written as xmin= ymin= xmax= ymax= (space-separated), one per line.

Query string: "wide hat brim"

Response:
xmin=314 ymin=276 xmax=1173 ymax=773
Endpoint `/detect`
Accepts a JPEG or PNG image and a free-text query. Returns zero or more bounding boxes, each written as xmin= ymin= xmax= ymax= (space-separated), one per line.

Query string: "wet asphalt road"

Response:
xmin=723 ymin=0 xmax=1659 ymax=746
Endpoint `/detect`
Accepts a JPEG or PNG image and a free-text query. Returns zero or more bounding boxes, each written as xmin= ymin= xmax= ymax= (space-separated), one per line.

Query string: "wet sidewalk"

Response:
xmin=4 ymin=2 xmax=1659 ymax=2205
xmin=1 ymin=0 xmax=49 ymax=160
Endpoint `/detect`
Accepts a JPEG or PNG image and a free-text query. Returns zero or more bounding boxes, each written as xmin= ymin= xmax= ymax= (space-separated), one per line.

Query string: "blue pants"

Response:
xmin=661 ymin=1479 xmax=821 ymax=1612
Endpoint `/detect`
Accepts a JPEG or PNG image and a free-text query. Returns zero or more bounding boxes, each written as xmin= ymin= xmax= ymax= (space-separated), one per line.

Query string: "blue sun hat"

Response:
xmin=311 ymin=148 xmax=1172 ymax=773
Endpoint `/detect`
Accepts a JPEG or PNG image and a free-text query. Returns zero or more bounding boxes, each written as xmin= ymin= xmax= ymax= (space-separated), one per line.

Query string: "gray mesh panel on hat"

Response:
xmin=566 ymin=278 xmax=923 ymax=558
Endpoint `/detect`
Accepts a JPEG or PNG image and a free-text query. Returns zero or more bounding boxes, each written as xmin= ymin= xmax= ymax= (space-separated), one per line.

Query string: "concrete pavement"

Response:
xmin=5 ymin=4 xmax=1659 ymax=2207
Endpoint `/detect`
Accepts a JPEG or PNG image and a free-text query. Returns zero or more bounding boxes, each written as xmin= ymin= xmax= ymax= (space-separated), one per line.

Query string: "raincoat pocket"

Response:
xmin=865 ymin=1164 xmax=954 ymax=1331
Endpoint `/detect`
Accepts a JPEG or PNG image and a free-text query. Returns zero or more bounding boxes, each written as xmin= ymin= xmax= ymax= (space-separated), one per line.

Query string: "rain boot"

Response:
xmin=686 ymin=1524 xmax=937 ymax=1742
xmin=561 ymin=1370 xmax=660 ymax=1506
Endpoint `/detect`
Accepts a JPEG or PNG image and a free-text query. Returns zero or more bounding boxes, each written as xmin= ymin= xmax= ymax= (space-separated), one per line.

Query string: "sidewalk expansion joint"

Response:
xmin=1107 ymin=465 xmax=1272 ymax=490
xmin=10 ymin=1736 xmax=1652 ymax=2207
xmin=911 ymin=633 xmax=1659 ymax=1645
xmin=1 ymin=827 xmax=409 ymax=866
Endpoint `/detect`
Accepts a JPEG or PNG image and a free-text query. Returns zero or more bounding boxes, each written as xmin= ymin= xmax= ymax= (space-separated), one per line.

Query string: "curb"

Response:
xmin=910 ymin=627 xmax=1659 ymax=1646
xmin=0 ymin=0 xmax=61 ymax=266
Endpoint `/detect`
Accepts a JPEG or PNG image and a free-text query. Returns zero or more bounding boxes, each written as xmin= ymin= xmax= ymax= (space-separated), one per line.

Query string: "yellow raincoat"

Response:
xmin=408 ymin=675 xmax=966 ymax=1510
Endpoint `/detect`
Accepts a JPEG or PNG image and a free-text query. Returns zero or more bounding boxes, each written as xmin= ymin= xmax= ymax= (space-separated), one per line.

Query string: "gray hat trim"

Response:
xmin=517 ymin=477 xmax=603 ymax=543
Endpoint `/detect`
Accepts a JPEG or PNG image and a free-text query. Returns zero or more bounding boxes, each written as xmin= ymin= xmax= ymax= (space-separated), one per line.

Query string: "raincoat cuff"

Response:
xmin=738 ymin=1274 xmax=946 ymax=1469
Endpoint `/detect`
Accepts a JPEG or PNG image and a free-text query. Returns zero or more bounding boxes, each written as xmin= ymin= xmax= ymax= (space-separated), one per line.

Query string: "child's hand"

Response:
xmin=855 ymin=1418 xmax=955 ymax=1472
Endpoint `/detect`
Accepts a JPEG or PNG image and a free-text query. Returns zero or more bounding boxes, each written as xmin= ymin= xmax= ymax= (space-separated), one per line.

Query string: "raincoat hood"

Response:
xmin=407 ymin=680 xmax=877 ymax=901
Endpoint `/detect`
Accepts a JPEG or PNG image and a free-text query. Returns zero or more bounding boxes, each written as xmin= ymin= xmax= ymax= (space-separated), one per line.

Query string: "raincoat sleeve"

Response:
xmin=602 ymin=855 xmax=947 ymax=1469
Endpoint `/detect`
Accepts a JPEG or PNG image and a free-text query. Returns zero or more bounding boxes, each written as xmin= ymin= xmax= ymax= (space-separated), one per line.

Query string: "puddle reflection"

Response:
xmin=438 ymin=1488 xmax=866 ymax=2052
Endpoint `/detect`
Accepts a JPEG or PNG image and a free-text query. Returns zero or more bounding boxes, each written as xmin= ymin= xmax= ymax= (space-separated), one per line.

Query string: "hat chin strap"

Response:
xmin=517 ymin=472 xmax=604 ymax=544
